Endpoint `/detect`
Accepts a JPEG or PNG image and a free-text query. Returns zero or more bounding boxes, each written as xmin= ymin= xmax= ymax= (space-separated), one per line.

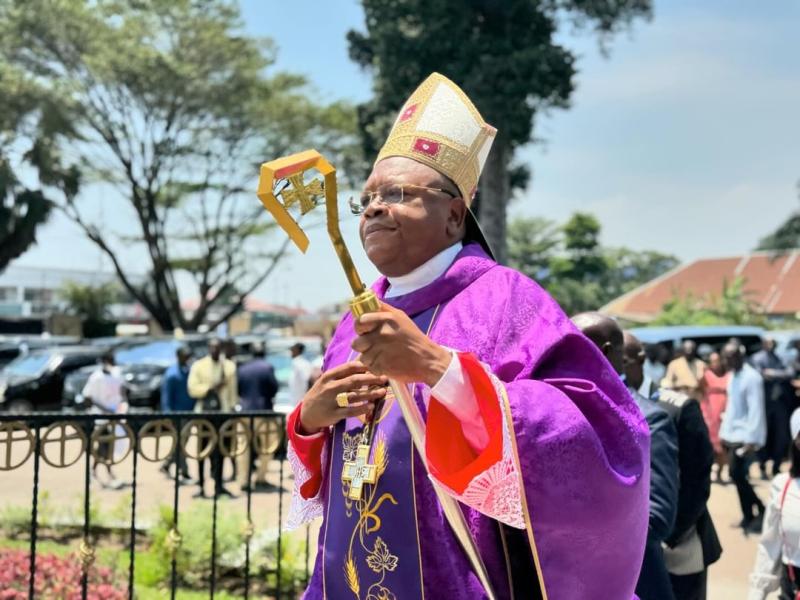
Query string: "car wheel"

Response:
xmin=6 ymin=399 xmax=34 ymax=414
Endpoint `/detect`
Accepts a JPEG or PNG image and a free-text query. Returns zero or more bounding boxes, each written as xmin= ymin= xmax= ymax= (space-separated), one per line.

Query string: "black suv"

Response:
xmin=0 ymin=346 xmax=104 ymax=413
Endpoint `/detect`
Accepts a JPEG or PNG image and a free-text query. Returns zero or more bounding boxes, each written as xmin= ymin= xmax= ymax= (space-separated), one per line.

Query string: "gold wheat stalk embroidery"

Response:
xmin=374 ymin=432 xmax=388 ymax=477
xmin=345 ymin=553 xmax=360 ymax=597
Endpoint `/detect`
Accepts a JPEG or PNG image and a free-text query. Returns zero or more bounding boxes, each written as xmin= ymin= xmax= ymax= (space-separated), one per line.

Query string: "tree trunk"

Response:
xmin=477 ymin=138 xmax=511 ymax=264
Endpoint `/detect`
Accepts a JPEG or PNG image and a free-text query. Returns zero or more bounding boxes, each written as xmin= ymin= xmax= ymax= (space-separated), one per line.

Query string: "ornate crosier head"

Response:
xmin=256 ymin=150 xmax=332 ymax=253
xmin=256 ymin=149 xmax=367 ymax=297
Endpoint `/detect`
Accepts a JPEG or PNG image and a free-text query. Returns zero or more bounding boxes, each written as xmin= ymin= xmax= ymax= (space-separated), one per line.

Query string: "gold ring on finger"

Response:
xmin=335 ymin=392 xmax=350 ymax=408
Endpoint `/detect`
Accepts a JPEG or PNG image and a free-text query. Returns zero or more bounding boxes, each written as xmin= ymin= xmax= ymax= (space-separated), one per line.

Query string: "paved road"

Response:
xmin=0 ymin=434 xmax=774 ymax=597
xmin=707 ymin=469 xmax=768 ymax=600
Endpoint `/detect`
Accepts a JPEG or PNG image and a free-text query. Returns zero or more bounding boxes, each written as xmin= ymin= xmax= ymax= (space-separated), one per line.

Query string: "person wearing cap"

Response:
xmin=284 ymin=73 xmax=649 ymax=599
xmin=749 ymin=408 xmax=800 ymax=599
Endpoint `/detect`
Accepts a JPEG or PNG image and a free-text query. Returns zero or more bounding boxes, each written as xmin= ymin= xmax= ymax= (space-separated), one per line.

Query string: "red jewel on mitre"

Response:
xmin=399 ymin=103 xmax=418 ymax=122
xmin=412 ymin=137 xmax=440 ymax=157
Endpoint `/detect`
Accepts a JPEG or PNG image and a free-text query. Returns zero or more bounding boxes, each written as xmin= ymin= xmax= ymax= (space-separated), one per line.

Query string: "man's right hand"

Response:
xmin=298 ymin=361 xmax=388 ymax=435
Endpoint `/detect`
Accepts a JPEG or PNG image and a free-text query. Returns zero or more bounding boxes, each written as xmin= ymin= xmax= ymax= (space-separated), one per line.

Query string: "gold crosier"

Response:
xmin=256 ymin=149 xmax=497 ymax=600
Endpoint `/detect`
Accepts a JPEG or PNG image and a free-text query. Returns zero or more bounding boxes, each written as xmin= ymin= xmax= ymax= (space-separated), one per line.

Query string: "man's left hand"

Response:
xmin=352 ymin=302 xmax=451 ymax=386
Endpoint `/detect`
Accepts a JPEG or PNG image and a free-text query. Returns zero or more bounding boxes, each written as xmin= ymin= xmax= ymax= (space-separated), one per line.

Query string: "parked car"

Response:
xmin=0 ymin=335 xmax=81 ymax=370
xmin=0 ymin=346 xmax=104 ymax=413
xmin=63 ymin=338 xmax=199 ymax=412
xmin=628 ymin=325 xmax=766 ymax=358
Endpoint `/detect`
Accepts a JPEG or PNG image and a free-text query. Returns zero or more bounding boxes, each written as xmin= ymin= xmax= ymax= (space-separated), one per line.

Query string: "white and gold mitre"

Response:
xmin=375 ymin=73 xmax=496 ymax=203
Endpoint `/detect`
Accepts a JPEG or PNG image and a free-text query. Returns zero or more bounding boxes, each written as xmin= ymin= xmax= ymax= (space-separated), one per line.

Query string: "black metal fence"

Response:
xmin=0 ymin=410 xmax=310 ymax=599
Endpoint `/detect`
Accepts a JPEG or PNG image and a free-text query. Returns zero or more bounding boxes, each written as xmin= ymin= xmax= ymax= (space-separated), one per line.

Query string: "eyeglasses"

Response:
xmin=348 ymin=183 xmax=457 ymax=215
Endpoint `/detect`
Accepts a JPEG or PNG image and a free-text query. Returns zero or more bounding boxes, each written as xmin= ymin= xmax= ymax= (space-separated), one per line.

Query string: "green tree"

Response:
xmin=0 ymin=62 xmax=79 ymax=273
xmin=600 ymin=247 xmax=679 ymax=299
xmin=61 ymin=280 xmax=120 ymax=338
xmin=0 ymin=0 xmax=361 ymax=331
xmin=757 ymin=186 xmax=800 ymax=251
xmin=506 ymin=212 xmax=678 ymax=314
xmin=551 ymin=212 xmax=606 ymax=281
xmin=506 ymin=216 xmax=560 ymax=282
xmin=0 ymin=173 xmax=51 ymax=274
xmin=347 ymin=0 xmax=651 ymax=262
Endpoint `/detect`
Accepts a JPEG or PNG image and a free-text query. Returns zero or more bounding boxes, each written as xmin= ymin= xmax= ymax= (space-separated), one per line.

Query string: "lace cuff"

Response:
xmin=429 ymin=366 xmax=525 ymax=530
xmin=285 ymin=438 xmax=326 ymax=531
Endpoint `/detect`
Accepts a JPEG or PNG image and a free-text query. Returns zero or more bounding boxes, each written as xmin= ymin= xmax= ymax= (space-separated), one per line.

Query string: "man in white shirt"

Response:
xmin=82 ymin=351 xmax=128 ymax=488
xmin=289 ymin=342 xmax=312 ymax=406
xmin=720 ymin=340 xmax=767 ymax=533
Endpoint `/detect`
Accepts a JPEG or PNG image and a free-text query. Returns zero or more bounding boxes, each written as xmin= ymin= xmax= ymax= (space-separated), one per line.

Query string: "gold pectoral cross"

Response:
xmin=280 ymin=174 xmax=323 ymax=215
xmin=342 ymin=444 xmax=378 ymax=501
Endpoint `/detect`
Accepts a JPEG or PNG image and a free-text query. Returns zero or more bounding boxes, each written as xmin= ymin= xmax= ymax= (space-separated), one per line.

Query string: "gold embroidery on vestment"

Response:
xmin=341 ymin=430 xmax=399 ymax=599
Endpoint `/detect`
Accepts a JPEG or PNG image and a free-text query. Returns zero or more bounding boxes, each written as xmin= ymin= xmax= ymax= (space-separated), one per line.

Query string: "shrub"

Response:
xmin=149 ymin=502 xmax=244 ymax=587
xmin=0 ymin=548 xmax=127 ymax=599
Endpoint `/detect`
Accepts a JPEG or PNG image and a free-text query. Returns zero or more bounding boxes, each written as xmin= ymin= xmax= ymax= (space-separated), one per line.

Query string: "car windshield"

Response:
xmin=115 ymin=340 xmax=179 ymax=367
xmin=4 ymin=352 xmax=53 ymax=377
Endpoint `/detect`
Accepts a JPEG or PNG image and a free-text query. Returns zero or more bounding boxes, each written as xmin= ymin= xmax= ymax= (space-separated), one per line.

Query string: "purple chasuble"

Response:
xmin=302 ymin=243 xmax=650 ymax=600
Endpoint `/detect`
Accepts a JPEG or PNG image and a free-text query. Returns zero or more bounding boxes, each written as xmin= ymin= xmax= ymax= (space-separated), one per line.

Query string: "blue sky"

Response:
xmin=16 ymin=0 xmax=800 ymax=310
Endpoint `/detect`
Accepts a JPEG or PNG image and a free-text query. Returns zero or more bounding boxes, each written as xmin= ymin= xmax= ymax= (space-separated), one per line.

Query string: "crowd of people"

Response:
xmin=79 ymin=337 xmax=319 ymax=496
xmin=572 ymin=321 xmax=800 ymax=600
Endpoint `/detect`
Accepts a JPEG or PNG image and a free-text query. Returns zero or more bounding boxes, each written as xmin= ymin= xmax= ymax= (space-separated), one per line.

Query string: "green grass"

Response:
xmin=135 ymin=586 xmax=244 ymax=599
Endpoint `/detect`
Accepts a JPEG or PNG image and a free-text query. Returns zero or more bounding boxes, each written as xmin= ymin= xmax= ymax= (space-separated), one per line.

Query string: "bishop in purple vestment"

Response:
xmin=285 ymin=73 xmax=649 ymax=600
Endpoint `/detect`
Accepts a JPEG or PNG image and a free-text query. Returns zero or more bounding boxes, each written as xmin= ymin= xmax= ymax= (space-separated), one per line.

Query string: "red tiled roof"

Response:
xmin=602 ymin=251 xmax=800 ymax=321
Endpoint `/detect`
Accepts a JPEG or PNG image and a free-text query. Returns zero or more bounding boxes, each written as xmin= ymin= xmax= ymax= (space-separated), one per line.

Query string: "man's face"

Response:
xmin=764 ymin=338 xmax=776 ymax=353
xmin=682 ymin=340 xmax=696 ymax=358
xmin=208 ymin=341 xmax=221 ymax=360
xmin=178 ymin=350 xmax=190 ymax=366
xmin=622 ymin=334 xmax=645 ymax=388
xmin=722 ymin=346 xmax=743 ymax=371
xmin=359 ymin=157 xmax=466 ymax=277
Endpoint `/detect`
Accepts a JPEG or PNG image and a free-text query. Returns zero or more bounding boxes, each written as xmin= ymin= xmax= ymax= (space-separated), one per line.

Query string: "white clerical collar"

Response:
xmin=385 ymin=242 xmax=463 ymax=298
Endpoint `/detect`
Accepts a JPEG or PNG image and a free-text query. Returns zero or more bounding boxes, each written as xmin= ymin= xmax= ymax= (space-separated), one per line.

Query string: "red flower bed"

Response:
xmin=0 ymin=549 xmax=126 ymax=599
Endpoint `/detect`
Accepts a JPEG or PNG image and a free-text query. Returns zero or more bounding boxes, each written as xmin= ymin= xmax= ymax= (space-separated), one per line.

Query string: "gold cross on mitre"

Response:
xmin=280 ymin=174 xmax=323 ymax=215
xmin=342 ymin=444 xmax=378 ymax=500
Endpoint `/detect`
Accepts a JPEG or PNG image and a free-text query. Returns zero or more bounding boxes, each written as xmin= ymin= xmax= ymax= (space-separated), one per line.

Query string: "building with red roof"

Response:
xmin=602 ymin=250 xmax=800 ymax=323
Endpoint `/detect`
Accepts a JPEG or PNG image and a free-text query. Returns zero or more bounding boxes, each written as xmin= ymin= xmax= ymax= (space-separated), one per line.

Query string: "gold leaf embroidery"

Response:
xmin=365 ymin=537 xmax=398 ymax=574
xmin=345 ymin=553 xmax=360 ymax=597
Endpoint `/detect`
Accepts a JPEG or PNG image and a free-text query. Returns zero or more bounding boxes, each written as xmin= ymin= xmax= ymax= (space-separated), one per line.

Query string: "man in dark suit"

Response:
xmin=625 ymin=331 xmax=722 ymax=600
xmin=236 ymin=341 xmax=279 ymax=491
xmin=574 ymin=313 xmax=679 ymax=600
